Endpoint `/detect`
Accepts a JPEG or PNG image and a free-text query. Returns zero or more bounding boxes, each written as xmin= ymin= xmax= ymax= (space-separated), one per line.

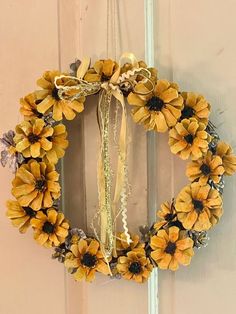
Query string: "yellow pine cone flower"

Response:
xmin=14 ymin=119 xmax=53 ymax=158
xmin=127 ymin=79 xmax=183 ymax=132
xmin=169 ymin=118 xmax=211 ymax=160
xmin=84 ymin=59 xmax=119 ymax=82
xmin=215 ymin=141 xmax=236 ymax=176
xmin=154 ymin=201 xmax=177 ymax=231
xmin=144 ymin=67 xmax=158 ymax=83
xmin=70 ymin=234 xmax=80 ymax=246
xmin=186 ymin=150 xmax=224 ymax=184
xmin=36 ymin=71 xmax=84 ymax=121
xmin=64 ymin=239 xmax=110 ymax=282
xmin=120 ymin=60 xmax=147 ymax=74
xmin=117 ymin=249 xmax=153 ymax=283
xmin=181 ymin=92 xmax=211 ymax=125
xmin=154 ymin=220 xmax=168 ymax=231
xmin=175 ymin=182 xmax=223 ymax=231
xmin=30 ymin=208 xmax=69 ymax=248
xmin=157 ymin=201 xmax=176 ymax=220
xmin=20 ymin=91 xmax=48 ymax=120
xmin=115 ymin=232 xmax=144 ymax=256
xmin=6 ymin=200 xmax=36 ymax=233
xmin=150 ymin=226 xmax=194 ymax=271
xmin=43 ymin=124 xmax=68 ymax=164
xmin=12 ymin=160 xmax=60 ymax=211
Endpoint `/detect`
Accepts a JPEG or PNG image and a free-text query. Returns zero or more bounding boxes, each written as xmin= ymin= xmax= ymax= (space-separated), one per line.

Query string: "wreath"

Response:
xmin=1 ymin=53 xmax=236 ymax=284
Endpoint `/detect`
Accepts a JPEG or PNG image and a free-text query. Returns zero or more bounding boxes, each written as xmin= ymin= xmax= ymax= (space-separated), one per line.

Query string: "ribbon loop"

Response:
xmin=54 ymin=76 xmax=101 ymax=101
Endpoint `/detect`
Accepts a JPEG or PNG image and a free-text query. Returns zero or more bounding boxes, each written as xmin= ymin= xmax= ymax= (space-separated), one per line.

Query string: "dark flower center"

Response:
xmin=23 ymin=206 xmax=36 ymax=217
xmin=122 ymin=90 xmax=130 ymax=97
xmin=35 ymin=179 xmax=46 ymax=191
xmin=42 ymin=221 xmax=55 ymax=234
xmin=168 ymin=220 xmax=184 ymax=229
xmin=28 ymin=133 xmax=40 ymax=144
xmin=52 ymin=87 xmax=60 ymax=101
xmin=181 ymin=106 xmax=195 ymax=119
xmin=184 ymin=134 xmax=194 ymax=144
xmin=146 ymin=96 xmax=165 ymax=111
xmin=209 ymin=145 xmax=217 ymax=155
xmin=101 ymin=74 xmax=111 ymax=81
xmin=119 ymin=82 xmax=132 ymax=97
xmin=165 ymin=213 xmax=175 ymax=221
xmin=81 ymin=253 xmax=97 ymax=268
xmin=165 ymin=241 xmax=176 ymax=255
xmin=200 ymin=163 xmax=211 ymax=175
xmin=35 ymin=99 xmax=43 ymax=105
xmin=32 ymin=107 xmax=43 ymax=118
xmin=192 ymin=199 xmax=204 ymax=213
xmin=129 ymin=261 xmax=142 ymax=274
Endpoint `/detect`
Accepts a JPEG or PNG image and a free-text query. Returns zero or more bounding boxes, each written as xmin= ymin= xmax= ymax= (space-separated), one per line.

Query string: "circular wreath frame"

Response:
xmin=1 ymin=56 xmax=236 ymax=284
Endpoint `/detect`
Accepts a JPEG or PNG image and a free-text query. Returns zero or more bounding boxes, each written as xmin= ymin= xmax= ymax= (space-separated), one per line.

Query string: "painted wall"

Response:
xmin=0 ymin=1 xmax=236 ymax=314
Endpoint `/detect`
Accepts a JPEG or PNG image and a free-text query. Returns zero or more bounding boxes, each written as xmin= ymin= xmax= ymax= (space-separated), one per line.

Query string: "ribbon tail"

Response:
xmin=97 ymin=90 xmax=114 ymax=258
xmin=112 ymin=90 xmax=132 ymax=249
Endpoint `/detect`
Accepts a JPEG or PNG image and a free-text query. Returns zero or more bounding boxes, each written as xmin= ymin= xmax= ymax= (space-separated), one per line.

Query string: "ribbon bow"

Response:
xmin=54 ymin=53 xmax=152 ymax=265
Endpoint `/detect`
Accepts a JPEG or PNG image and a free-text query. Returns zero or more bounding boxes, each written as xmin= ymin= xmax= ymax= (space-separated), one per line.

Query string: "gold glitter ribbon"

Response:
xmin=97 ymin=89 xmax=113 ymax=259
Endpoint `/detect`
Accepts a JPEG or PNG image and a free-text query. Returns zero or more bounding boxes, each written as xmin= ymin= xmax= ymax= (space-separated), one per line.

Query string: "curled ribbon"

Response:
xmin=54 ymin=53 xmax=153 ymax=262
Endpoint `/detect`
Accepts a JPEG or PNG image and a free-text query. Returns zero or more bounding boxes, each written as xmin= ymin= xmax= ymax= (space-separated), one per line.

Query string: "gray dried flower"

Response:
xmin=0 ymin=130 xmax=15 ymax=147
xmin=188 ymin=230 xmax=209 ymax=249
xmin=70 ymin=228 xmax=87 ymax=238
xmin=43 ymin=112 xmax=56 ymax=126
xmin=70 ymin=59 xmax=81 ymax=76
xmin=139 ymin=225 xmax=151 ymax=242
xmin=209 ymin=176 xmax=225 ymax=195
xmin=65 ymin=228 xmax=87 ymax=250
xmin=207 ymin=121 xmax=220 ymax=154
xmin=109 ymin=262 xmax=122 ymax=280
xmin=52 ymin=246 xmax=67 ymax=263
xmin=0 ymin=130 xmax=24 ymax=172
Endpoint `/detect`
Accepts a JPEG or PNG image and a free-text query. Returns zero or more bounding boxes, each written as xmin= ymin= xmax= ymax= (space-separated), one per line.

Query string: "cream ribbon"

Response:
xmin=100 ymin=62 xmax=131 ymax=252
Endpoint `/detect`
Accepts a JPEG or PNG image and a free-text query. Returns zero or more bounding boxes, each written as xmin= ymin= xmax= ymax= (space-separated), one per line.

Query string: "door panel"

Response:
xmin=62 ymin=1 xmax=149 ymax=313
